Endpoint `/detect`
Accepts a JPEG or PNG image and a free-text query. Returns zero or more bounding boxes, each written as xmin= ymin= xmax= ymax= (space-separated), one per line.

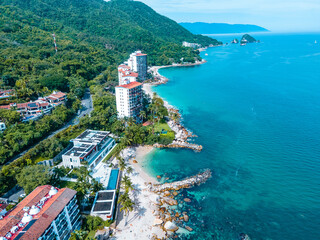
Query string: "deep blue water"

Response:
xmin=142 ymin=33 xmax=320 ymax=239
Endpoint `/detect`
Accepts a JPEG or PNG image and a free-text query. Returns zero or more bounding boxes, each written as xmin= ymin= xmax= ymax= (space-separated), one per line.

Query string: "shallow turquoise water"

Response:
xmin=143 ymin=33 xmax=320 ymax=239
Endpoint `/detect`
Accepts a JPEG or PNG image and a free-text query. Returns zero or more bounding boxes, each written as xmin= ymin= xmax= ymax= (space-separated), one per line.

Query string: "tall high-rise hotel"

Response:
xmin=128 ymin=51 xmax=147 ymax=81
xmin=115 ymin=51 xmax=147 ymax=121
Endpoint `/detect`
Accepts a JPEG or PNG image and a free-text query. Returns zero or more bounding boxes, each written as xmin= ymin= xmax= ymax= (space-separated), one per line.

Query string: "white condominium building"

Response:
xmin=115 ymin=81 xmax=143 ymax=120
xmin=128 ymin=51 xmax=148 ymax=81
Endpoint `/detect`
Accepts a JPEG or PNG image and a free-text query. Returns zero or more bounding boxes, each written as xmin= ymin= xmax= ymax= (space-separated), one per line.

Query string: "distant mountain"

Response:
xmin=180 ymin=22 xmax=269 ymax=34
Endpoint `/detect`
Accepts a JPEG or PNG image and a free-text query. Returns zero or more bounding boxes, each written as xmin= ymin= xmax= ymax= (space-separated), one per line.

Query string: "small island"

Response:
xmin=231 ymin=38 xmax=239 ymax=44
xmin=240 ymin=34 xmax=257 ymax=45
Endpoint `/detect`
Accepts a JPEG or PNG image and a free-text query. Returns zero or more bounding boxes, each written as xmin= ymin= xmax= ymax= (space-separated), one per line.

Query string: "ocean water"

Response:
xmin=143 ymin=33 xmax=320 ymax=239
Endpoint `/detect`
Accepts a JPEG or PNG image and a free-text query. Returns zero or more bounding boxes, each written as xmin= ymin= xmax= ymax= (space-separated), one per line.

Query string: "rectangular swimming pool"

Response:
xmin=107 ymin=169 xmax=119 ymax=190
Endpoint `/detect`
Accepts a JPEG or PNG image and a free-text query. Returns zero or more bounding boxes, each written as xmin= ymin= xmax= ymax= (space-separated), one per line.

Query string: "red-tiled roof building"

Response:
xmin=0 ymin=185 xmax=80 ymax=240
xmin=115 ymin=81 xmax=143 ymax=120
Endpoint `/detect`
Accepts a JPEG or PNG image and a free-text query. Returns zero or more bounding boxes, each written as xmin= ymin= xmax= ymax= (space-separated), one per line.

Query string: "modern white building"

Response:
xmin=128 ymin=51 xmax=148 ymax=81
xmin=0 ymin=122 xmax=6 ymax=132
xmin=62 ymin=130 xmax=116 ymax=169
xmin=0 ymin=185 xmax=80 ymax=240
xmin=115 ymin=81 xmax=143 ymax=120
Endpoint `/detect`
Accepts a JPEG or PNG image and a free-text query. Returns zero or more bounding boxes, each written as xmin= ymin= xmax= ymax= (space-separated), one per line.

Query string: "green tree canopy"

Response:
xmin=16 ymin=165 xmax=51 ymax=194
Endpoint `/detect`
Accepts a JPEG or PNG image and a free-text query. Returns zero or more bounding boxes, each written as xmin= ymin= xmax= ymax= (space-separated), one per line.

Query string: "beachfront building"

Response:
xmin=91 ymin=169 xmax=120 ymax=221
xmin=0 ymin=91 xmax=67 ymax=122
xmin=0 ymin=122 xmax=6 ymax=132
xmin=62 ymin=130 xmax=116 ymax=169
xmin=0 ymin=185 xmax=81 ymax=240
xmin=115 ymin=81 xmax=143 ymax=120
xmin=182 ymin=41 xmax=201 ymax=49
xmin=128 ymin=51 xmax=148 ymax=81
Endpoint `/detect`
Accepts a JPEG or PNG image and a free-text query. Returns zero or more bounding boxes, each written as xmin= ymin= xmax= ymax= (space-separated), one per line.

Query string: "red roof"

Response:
xmin=116 ymin=81 xmax=143 ymax=89
xmin=0 ymin=185 xmax=77 ymax=240
xmin=0 ymin=105 xmax=11 ymax=110
xmin=123 ymin=72 xmax=138 ymax=78
xmin=118 ymin=64 xmax=131 ymax=69
xmin=37 ymin=102 xmax=49 ymax=107
xmin=142 ymin=121 xmax=152 ymax=127
xmin=49 ymin=91 xmax=66 ymax=99
xmin=0 ymin=204 xmax=8 ymax=212
xmin=17 ymin=103 xmax=28 ymax=109
xmin=136 ymin=53 xmax=147 ymax=56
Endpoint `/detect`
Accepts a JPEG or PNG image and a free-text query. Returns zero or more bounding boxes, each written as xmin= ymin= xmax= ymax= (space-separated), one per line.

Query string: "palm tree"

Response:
xmin=118 ymin=191 xmax=135 ymax=217
xmin=126 ymin=166 xmax=133 ymax=175
xmin=121 ymin=175 xmax=134 ymax=192
xmin=118 ymin=158 xmax=127 ymax=172
xmin=121 ymin=136 xmax=132 ymax=146
xmin=139 ymin=110 xmax=146 ymax=123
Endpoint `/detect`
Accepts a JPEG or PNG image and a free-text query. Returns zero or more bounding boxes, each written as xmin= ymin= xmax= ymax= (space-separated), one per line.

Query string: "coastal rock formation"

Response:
xmin=150 ymin=169 xmax=212 ymax=193
xmin=164 ymin=221 xmax=179 ymax=232
xmin=162 ymin=197 xmax=178 ymax=206
xmin=239 ymin=233 xmax=251 ymax=240
xmin=153 ymin=218 xmax=163 ymax=226
xmin=241 ymin=34 xmax=257 ymax=44
xmin=154 ymin=141 xmax=203 ymax=152
xmin=185 ymin=226 xmax=193 ymax=232
xmin=231 ymin=38 xmax=239 ymax=44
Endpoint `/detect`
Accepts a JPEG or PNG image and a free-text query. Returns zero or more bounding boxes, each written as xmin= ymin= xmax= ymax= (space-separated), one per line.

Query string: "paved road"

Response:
xmin=5 ymin=89 xmax=94 ymax=165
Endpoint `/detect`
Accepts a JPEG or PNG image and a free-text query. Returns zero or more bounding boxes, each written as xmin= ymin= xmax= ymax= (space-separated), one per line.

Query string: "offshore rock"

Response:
xmin=164 ymin=221 xmax=179 ymax=232
xmin=239 ymin=233 xmax=251 ymax=240
xmin=162 ymin=197 xmax=178 ymax=206
xmin=185 ymin=226 xmax=193 ymax=232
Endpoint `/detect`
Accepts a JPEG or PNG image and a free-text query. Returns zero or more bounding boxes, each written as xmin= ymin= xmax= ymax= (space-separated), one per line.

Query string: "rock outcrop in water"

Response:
xmin=241 ymin=34 xmax=257 ymax=44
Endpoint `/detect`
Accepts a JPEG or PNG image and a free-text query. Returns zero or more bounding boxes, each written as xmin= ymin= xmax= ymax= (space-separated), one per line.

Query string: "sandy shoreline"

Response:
xmin=111 ymin=146 xmax=167 ymax=240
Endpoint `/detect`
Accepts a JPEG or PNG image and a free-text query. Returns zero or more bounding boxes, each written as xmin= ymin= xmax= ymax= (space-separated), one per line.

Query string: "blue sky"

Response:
xmin=139 ymin=0 xmax=320 ymax=32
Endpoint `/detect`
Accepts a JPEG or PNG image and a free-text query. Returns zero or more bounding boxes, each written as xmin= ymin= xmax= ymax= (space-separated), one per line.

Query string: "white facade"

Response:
xmin=62 ymin=130 xmax=116 ymax=169
xmin=116 ymin=82 xmax=143 ymax=120
xmin=0 ymin=122 xmax=6 ymax=132
xmin=39 ymin=194 xmax=81 ymax=240
xmin=128 ymin=51 xmax=147 ymax=81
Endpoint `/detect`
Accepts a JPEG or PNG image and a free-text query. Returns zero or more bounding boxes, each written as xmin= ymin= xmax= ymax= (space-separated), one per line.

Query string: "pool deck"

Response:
xmin=91 ymin=161 xmax=112 ymax=188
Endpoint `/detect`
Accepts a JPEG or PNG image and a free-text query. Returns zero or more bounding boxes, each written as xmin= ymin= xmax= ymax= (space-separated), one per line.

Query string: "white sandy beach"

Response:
xmin=111 ymin=146 xmax=167 ymax=240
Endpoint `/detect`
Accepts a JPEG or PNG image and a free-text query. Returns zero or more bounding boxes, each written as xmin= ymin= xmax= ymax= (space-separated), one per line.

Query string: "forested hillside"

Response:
xmin=0 ymin=0 xmax=220 ymax=98
xmin=0 ymin=0 xmax=220 ymax=163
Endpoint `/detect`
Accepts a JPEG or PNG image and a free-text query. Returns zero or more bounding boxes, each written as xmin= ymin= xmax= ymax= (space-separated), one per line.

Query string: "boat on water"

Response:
xmin=240 ymin=43 xmax=246 ymax=46
xmin=315 ymin=40 xmax=318 ymax=44
xmin=205 ymin=53 xmax=208 ymax=56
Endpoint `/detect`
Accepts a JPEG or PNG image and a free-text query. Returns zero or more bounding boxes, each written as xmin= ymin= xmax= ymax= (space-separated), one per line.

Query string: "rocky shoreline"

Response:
xmin=145 ymin=170 xmax=212 ymax=239
xmin=145 ymin=61 xmax=206 ymax=152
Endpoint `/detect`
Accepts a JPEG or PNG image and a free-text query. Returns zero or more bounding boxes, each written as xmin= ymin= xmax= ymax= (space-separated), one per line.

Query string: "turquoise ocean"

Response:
xmin=143 ymin=33 xmax=320 ymax=239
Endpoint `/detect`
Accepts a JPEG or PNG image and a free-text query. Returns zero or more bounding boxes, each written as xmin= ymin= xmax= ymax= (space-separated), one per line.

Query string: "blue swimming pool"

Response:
xmin=107 ymin=169 xmax=119 ymax=190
